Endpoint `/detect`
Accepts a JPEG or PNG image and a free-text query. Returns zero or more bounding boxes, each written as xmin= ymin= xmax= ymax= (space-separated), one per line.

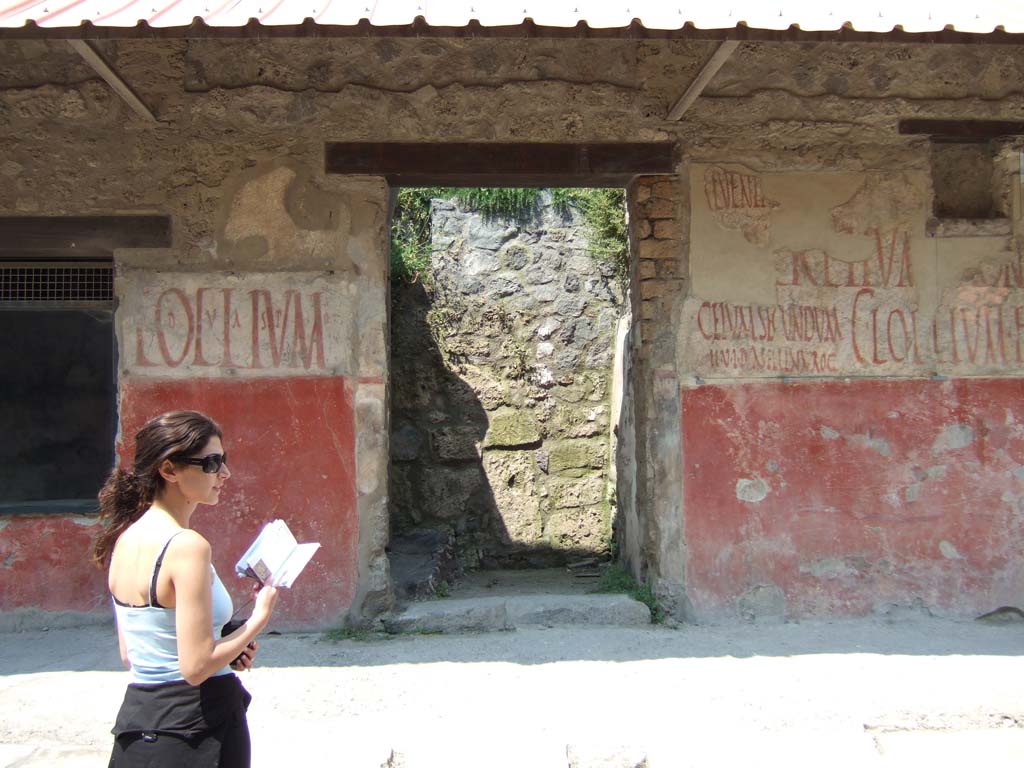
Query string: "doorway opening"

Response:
xmin=387 ymin=187 xmax=631 ymax=600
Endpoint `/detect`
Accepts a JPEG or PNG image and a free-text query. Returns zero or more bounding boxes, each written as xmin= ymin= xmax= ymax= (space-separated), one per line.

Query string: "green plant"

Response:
xmin=450 ymin=188 xmax=542 ymax=220
xmin=390 ymin=187 xmax=447 ymax=285
xmin=554 ymin=188 xmax=629 ymax=286
xmin=597 ymin=564 xmax=664 ymax=623
xmin=324 ymin=626 xmax=375 ymax=642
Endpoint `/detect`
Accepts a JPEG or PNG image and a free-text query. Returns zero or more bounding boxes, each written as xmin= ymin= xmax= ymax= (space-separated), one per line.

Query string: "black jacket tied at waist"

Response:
xmin=110 ymin=673 xmax=251 ymax=766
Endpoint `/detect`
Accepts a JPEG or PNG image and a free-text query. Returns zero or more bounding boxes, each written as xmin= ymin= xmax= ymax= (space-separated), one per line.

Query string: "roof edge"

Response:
xmin=1 ymin=18 xmax=1022 ymax=44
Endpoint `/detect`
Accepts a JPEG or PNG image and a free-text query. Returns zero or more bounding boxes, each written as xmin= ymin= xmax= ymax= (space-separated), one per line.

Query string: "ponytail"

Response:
xmin=91 ymin=467 xmax=152 ymax=569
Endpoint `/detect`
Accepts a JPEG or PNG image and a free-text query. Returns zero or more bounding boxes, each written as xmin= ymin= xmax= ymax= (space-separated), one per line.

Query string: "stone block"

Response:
xmin=535 ymin=316 xmax=561 ymax=340
xmin=637 ymin=260 xmax=657 ymax=280
xmin=637 ymin=219 xmax=653 ymax=239
xmin=554 ymin=295 xmax=587 ymax=317
xmin=482 ymin=451 xmax=543 ymax=544
xmin=643 ymin=198 xmax=675 ymax=219
xmin=484 ymin=407 xmax=542 ymax=448
xmin=653 ymin=219 xmax=684 ymax=239
xmin=640 ymin=281 xmax=667 ymax=300
xmin=652 ymin=180 xmax=678 ymax=199
xmin=655 ymin=259 xmax=679 ymax=279
xmin=462 ymin=249 xmax=500 ymax=275
xmin=548 ymin=439 xmax=607 ymax=474
xmin=637 ymin=239 xmax=679 ymax=261
xmin=503 ymin=243 xmax=531 ymax=270
xmin=421 ymin=465 xmax=488 ymax=521
xmin=391 ymin=423 xmax=424 ymax=462
xmin=467 ymin=219 xmax=517 ymax=250
xmin=430 ymin=426 xmax=482 ymax=462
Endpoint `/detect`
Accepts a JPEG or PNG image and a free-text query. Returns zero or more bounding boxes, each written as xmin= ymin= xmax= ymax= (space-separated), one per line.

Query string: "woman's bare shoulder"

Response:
xmin=168 ymin=529 xmax=212 ymax=558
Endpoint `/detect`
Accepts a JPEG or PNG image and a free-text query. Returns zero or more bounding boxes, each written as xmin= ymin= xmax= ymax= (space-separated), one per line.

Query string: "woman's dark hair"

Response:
xmin=92 ymin=410 xmax=222 ymax=569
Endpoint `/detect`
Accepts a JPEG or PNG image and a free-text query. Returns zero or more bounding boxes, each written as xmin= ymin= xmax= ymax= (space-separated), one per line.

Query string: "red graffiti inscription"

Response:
xmin=134 ymin=287 xmax=326 ymax=370
xmin=704 ymin=167 xmax=772 ymax=211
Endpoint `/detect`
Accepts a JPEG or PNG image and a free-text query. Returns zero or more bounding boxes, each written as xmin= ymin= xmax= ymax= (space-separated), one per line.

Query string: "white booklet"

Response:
xmin=234 ymin=519 xmax=321 ymax=588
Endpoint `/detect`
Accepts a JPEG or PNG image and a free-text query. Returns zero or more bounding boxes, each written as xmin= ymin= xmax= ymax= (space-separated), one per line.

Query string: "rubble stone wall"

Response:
xmin=390 ymin=194 xmax=624 ymax=569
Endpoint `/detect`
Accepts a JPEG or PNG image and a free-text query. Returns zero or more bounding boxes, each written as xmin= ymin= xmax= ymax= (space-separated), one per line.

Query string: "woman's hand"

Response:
xmin=249 ymin=584 xmax=280 ymax=631
xmin=230 ymin=640 xmax=258 ymax=671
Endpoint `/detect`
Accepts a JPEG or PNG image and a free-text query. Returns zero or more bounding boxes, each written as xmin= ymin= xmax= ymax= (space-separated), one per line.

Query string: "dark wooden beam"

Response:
xmin=0 ymin=216 xmax=171 ymax=251
xmin=325 ymin=142 xmax=676 ymax=186
xmin=899 ymin=120 xmax=1024 ymax=141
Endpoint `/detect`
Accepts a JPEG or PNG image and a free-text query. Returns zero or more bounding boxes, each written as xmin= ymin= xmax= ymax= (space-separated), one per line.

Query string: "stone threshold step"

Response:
xmin=381 ymin=593 xmax=651 ymax=634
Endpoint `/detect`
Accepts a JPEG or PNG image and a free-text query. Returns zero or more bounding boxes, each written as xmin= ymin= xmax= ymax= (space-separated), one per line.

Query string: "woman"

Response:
xmin=92 ymin=410 xmax=279 ymax=767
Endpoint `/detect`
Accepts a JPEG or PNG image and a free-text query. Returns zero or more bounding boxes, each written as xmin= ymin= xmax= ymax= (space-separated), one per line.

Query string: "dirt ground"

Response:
xmin=1 ymin=616 xmax=1023 ymax=767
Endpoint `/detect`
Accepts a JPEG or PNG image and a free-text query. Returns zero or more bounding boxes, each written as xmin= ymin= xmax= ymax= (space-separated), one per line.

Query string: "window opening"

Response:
xmin=0 ymin=255 xmax=115 ymax=514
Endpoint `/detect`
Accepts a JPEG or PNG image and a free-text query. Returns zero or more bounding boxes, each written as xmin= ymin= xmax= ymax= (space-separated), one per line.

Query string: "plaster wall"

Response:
xmin=678 ymin=161 xmax=1024 ymax=619
xmin=1 ymin=37 xmax=1023 ymax=624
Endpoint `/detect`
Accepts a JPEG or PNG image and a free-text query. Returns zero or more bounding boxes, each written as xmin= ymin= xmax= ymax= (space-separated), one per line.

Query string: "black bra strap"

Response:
xmin=149 ymin=530 xmax=185 ymax=608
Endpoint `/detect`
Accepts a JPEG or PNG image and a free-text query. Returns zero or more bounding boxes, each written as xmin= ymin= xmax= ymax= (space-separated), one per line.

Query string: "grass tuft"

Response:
xmin=597 ymin=564 xmax=665 ymax=623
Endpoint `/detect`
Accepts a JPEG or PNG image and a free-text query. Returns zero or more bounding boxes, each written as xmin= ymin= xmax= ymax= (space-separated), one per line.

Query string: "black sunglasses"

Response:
xmin=174 ymin=452 xmax=228 ymax=474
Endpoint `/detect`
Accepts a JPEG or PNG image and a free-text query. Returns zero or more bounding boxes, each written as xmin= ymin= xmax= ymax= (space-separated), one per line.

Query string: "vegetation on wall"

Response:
xmin=390 ymin=187 xmax=628 ymax=285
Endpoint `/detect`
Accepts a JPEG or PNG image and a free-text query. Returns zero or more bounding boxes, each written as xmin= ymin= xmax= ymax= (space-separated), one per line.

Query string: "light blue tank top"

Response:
xmin=113 ymin=532 xmax=234 ymax=685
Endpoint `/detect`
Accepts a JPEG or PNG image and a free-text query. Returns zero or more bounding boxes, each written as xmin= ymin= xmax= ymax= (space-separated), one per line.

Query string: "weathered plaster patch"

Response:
xmin=904 ymin=483 xmax=921 ymax=503
xmin=820 ymin=426 xmax=840 ymax=440
xmin=737 ymin=584 xmax=786 ymax=621
xmin=1012 ymin=467 xmax=1024 ymax=483
xmin=932 ymin=424 xmax=976 ymax=454
xmin=800 ymin=557 xmax=862 ymax=580
xmin=847 ymin=433 xmax=892 ymax=457
xmin=939 ymin=540 xmax=963 ymax=560
xmin=927 ymin=465 xmax=948 ymax=479
xmin=69 ymin=517 xmax=98 ymax=526
xmin=831 ymin=172 xmax=923 ymax=236
xmin=736 ymin=477 xmax=770 ymax=503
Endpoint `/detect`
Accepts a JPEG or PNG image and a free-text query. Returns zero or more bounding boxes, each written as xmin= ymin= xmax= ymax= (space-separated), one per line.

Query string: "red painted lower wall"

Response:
xmin=119 ymin=377 xmax=359 ymax=628
xmin=0 ymin=376 xmax=358 ymax=630
xmin=682 ymin=378 xmax=1024 ymax=618
xmin=0 ymin=516 xmax=107 ymax=614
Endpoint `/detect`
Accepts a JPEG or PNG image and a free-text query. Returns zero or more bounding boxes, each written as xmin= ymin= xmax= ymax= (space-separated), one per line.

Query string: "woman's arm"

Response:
xmin=170 ymin=531 xmax=276 ymax=686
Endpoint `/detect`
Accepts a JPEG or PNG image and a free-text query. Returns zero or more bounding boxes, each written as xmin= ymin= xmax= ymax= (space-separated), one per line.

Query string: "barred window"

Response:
xmin=0 ymin=257 xmax=115 ymax=514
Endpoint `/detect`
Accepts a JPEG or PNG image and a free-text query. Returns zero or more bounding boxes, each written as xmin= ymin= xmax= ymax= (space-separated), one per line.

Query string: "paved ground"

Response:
xmin=1 ymin=616 xmax=1023 ymax=767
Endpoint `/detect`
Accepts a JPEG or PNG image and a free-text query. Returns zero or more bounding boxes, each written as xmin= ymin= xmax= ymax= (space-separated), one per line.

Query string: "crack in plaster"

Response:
xmin=185 ymin=77 xmax=640 ymax=97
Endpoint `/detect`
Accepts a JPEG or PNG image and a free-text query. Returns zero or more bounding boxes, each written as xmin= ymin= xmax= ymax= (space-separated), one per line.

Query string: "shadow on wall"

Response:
xmin=388 ymin=279 xmax=608 ymax=599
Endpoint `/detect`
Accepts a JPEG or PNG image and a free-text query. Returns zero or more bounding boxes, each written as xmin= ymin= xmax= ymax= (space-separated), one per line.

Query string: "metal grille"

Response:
xmin=0 ymin=263 xmax=113 ymax=303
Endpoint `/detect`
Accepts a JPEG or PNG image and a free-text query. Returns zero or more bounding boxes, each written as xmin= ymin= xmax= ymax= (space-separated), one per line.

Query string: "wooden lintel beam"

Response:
xmin=325 ymin=142 xmax=676 ymax=186
xmin=68 ymin=40 xmax=156 ymax=123
xmin=899 ymin=119 xmax=1024 ymax=141
xmin=666 ymin=40 xmax=740 ymax=121
xmin=0 ymin=216 xmax=172 ymax=251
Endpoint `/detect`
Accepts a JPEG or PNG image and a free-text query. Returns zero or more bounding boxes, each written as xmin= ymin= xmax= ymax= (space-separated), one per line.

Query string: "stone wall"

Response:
xmin=2 ymin=36 xmax=1024 ymax=624
xmin=390 ymin=193 xmax=625 ymax=570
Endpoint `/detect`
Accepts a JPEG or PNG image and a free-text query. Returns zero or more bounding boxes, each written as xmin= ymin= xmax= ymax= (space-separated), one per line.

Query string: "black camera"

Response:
xmin=221 ymin=619 xmax=255 ymax=665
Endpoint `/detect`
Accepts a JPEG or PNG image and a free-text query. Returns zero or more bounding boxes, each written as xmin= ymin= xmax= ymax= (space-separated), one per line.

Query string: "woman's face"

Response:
xmin=176 ymin=435 xmax=231 ymax=506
